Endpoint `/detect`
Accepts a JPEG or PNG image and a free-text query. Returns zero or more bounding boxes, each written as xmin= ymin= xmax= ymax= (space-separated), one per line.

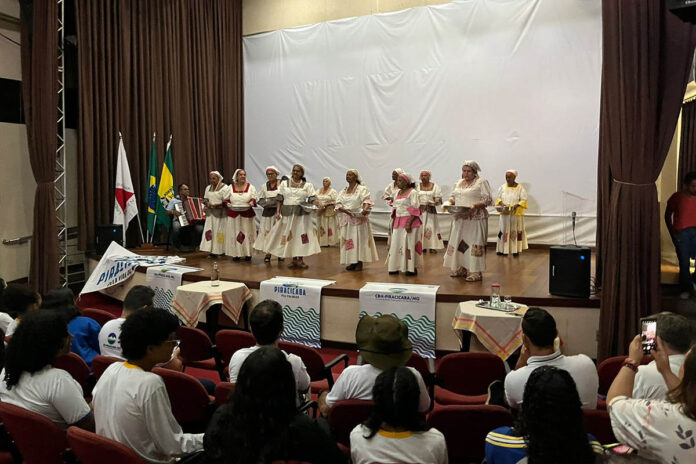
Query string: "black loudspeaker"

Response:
xmin=549 ymin=245 xmax=591 ymax=298
xmin=669 ymin=0 xmax=696 ymax=23
xmin=95 ymin=224 xmax=123 ymax=255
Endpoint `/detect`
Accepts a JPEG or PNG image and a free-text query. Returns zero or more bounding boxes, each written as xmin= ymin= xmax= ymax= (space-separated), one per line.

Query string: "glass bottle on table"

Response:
xmin=211 ymin=262 xmax=220 ymax=287
xmin=490 ymin=283 xmax=501 ymax=308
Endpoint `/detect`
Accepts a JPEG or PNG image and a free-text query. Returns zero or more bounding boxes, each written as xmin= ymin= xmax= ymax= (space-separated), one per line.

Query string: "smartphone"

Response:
xmin=641 ymin=319 xmax=657 ymax=354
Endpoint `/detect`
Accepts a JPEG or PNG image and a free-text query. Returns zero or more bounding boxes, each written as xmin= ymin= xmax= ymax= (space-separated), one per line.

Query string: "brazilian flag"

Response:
xmin=156 ymin=135 xmax=175 ymax=229
xmin=146 ymin=133 xmax=158 ymax=239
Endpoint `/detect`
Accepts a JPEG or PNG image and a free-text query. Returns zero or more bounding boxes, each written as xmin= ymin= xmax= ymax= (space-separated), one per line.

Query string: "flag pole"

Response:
xmin=118 ymin=131 xmax=126 ymax=245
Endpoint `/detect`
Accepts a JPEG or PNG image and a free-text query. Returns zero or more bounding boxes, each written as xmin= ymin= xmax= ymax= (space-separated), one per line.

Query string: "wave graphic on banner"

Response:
xmin=281 ymin=305 xmax=321 ymax=348
xmin=359 ymin=311 xmax=435 ymax=358
xmin=153 ymin=288 xmax=176 ymax=314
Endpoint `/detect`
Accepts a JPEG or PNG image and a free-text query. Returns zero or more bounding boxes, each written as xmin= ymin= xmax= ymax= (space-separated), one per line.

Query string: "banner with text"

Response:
xmin=359 ymin=282 xmax=439 ymax=358
xmin=81 ymin=241 xmax=186 ymax=295
xmin=259 ymin=276 xmax=335 ymax=348
xmin=146 ymin=265 xmax=203 ymax=312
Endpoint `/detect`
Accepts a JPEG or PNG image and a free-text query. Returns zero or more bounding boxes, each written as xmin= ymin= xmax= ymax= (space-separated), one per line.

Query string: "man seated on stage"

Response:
xmin=317 ymin=314 xmax=431 ymax=417
xmin=228 ymin=300 xmax=310 ymax=397
xmin=665 ymin=171 xmax=696 ymax=299
xmin=92 ymin=308 xmax=203 ymax=462
xmin=504 ymin=307 xmax=598 ymax=409
xmin=633 ymin=312 xmax=693 ymax=400
xmin=166 ymin=183 xmax=204 ymax=252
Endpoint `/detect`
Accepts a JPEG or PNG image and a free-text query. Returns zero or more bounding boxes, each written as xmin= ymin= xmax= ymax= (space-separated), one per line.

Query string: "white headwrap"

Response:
xmin=210 ymin=170 xmax=222 ymax=180
xmin=265 ymin=165 xmax=280 ymax=175
xmin=232 ymin=169 xmax=244 ymax=183
xmin=462 ymin=160 xmax=482 ymax=174
xmin=505 ymin=169 xmax=519 ymax=177
xmin=323 ymin=177 xmax=332 ymax=184
xmin=393 ymin=168 xmax=404 ymax=176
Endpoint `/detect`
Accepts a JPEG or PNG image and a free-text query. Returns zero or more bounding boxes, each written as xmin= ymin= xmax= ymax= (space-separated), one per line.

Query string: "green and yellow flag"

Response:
xmin=146 ymin=133 xmax=158 ymax=239
xmin=155 ymin=135 xmax=175 ymax=229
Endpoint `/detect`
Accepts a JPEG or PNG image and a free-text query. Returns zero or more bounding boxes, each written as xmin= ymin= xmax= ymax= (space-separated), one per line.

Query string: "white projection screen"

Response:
xmin=243 ymin=0 xmax=602 ymax=245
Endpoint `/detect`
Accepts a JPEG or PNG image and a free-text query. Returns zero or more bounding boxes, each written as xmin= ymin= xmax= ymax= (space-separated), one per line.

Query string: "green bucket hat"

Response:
xmin=355 ymin=314 xmax=412 ymax=370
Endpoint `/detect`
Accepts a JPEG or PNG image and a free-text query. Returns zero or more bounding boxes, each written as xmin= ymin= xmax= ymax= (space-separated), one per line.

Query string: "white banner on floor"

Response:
xmin=81 ymin=241 xmax=186 ymax=295
xmin=146 ymin=265 xmax=203 ymax=312
xmin=259 ymin=276 xmax=335 ymax=348
xmin=359 ymin=282 xmax=439 ymax=358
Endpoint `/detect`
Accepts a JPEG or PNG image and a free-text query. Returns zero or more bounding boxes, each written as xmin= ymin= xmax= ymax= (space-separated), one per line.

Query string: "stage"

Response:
xmin=87 ymin=243 xmax=601 ymax=357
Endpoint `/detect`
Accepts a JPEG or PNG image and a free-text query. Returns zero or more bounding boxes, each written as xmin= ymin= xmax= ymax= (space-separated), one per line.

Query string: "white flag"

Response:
xmin=113 ymin=133 xmax=138 ymax=243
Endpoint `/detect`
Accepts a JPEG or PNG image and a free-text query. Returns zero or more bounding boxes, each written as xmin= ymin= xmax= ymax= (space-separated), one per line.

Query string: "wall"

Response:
xmin=243 ymin=0 xmax=454 ymax=35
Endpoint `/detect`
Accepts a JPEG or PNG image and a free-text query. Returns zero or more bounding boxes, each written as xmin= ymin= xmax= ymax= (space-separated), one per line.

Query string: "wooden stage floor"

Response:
xmin=131 ymin=242 xmax=599 ymax=308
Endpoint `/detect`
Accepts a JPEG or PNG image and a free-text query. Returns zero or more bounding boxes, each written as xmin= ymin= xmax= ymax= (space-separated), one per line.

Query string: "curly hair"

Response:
xmin=120 ymin=308 xmax=179 ymax=361
xmin=4 ymin=311 xmax=68 ymax=390
xmin=205 ymin=346 xmax=297 ymax=464
xmin=667 ymin=345 xmax=696 ymax=421
xmin=3 ymin=285 xmax=40 ymax=318
xmin=515 ymin=366 xmax=595 ymax=464
xmin=362 ymin=366 xmax=427 ymax=439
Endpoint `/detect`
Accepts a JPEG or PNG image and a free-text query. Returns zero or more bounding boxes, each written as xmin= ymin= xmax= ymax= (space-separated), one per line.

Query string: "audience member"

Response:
xmin=487 ymin=366 xmax=603 ymax=464
xmin=98 ymin=285 xmax=154 ymax=358
xmin=318 ymin=314 xmax=430 ymax=416
xmin=0 ymin=278 xmax=11 ymax=333
xmin=350 ymin=366 xmax=447 ymax=464
xmin=204 ymin=346 xmax=345 ymax=464
xmin=607 ymin=335 xmax=696 ymax=464
xmin=92 ymin=308 xmax=203 ymax=463
xmin=42 ymin=287 xmax=101 ymax=367
xmin=633 ymin=312 xmax=693 ymax=400
xmin=664 ymin=171 xmax=696 ymax=299
xmin=0 ymin=311 xmax=93 ymax=431
xmin=504 ymin=307 xmax=598 ymax=408
xmin=228 ymin=300 xmax=310 ymax=396
xmin=2 ymin=284 xmax=41 ymax=338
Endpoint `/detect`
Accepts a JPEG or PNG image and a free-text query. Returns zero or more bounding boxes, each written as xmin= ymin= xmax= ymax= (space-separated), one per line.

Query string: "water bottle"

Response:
xmin=490 ymin=283 xmax=501 ymax=308
xmin=211 ymin=262 xmax=220 ymax=287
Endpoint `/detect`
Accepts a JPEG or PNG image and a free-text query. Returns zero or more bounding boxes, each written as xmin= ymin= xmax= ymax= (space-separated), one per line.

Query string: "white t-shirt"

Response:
xmin=228 ymin=346 xmax=311 ymax=393
xmin=609 ymin=395 xmax=696 ymax=464
xmin=633 ymin=354 xmax=685 ymax=400
xmin=0 ymin=366 xmax=91 ymax=429
xmin=0 ymin=313 xmax=14 ymax=335
xmin=350 ymin=425 xmax=448 ymax=464
xmin=326 ymin=364 xmax=431 ymax=413
xmin=98 ymin=318 xmax=125 ymax=359
xmin=92 ymin=362 xmax=203 ymax=463
xmin=5 ymin=319 xmax=19 ymax=338
xmin=504 ymin=350 xmax=598 ymax=409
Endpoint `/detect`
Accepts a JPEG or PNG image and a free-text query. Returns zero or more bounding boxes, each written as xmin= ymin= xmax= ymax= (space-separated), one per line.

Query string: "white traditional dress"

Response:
xmin=335 ymin=185 xmax=379 ymax=265
xmin=266 ymin=179 xmax=321 ymax=258
xmin=417 ymin=182 xmax=444 ymax=251
xmin=199 ymin=183 xmax=228 ymax=255
xmin=495 ymin=183 xmax=529 ymax=255
xmin=382 ymin=182 xmax=399 ymax=245
xmin=253 ymin=181 xmax=281 ymax=254
xmin=386 ymin=188 xmax=423 ymax=273
xmin=224 ymin=183 xmax=257 ymax=258
xmin=315 ymin=188 xmax=339 ymax=247
xmin=443 ymin=177 xmax=493 ymax=273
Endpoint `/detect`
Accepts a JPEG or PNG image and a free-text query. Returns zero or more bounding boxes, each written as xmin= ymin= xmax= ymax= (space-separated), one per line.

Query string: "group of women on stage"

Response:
xmin=198 ymin=162 xmax=528 ymax=279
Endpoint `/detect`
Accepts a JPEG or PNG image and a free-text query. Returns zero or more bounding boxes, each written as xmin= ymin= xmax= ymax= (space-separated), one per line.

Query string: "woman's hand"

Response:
xmin=628 ymin=334 xmax=644 ymax=364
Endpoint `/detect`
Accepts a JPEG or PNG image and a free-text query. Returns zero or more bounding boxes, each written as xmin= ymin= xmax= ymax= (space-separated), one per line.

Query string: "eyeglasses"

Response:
xmin=166 ymin=339 xmax=181 ymax=349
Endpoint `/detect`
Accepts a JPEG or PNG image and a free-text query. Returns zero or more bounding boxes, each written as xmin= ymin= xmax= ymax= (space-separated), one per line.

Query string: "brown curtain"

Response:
xmin=596 ymin=0 xmax=696 ymax=360
xmin=20 ymin=1 xmax=60 ymax=294
xmin=75 ymin=0 xmax=243 ymax=250
xmin=678 ymin=100 xmax=696 ymax=182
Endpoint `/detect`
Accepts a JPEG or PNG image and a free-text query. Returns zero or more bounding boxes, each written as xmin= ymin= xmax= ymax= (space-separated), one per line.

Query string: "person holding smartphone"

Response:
xmin=606 ymin=334 xmax=696 ymax=463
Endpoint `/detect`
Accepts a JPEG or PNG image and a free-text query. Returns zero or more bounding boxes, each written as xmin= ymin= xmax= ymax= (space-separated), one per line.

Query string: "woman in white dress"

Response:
xmin=200 ymin=170 xmax=228 ymax=257
xmin=386 ymin=173 xmax=423 ymax=276
xmin=495 ymin=169 xmax=528 ymax=257
xmin=315 ymin=177 xmax=339 ymax=247
xmin=224 ymin=169 xmax=257 ymax=261
xmin=443 ymin=161 xmax=493 ymax=281
xmin=335 ymin=169 xmax=379 ymax=271
xmin=381 ymin=168 xmax=403 ymax=245
xmin=417 ymin=170 xmax=444 ymax=254
xmin=266 ymin=164 xmax=321 ymax=269
xmin=254 ymin=166 xmax=284 ymax=263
